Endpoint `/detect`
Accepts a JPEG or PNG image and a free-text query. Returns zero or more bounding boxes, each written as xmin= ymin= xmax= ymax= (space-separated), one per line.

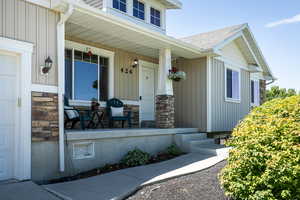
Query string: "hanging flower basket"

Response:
xmin=168 ymin=67 xmax=186 ymax=82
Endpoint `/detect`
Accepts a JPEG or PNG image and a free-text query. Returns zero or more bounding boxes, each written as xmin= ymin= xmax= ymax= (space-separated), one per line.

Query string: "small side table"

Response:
xmin=87 ymin=110 xmax=105 ymax=129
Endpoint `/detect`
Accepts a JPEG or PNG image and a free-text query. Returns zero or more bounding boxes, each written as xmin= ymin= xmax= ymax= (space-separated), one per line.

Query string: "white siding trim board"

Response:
xmin=206 ymin=56 xmax=212 ymax=132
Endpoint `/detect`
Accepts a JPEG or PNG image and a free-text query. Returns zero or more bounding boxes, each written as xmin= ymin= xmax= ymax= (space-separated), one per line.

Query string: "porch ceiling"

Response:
xmin=65 ymin=5 xmax=206 ymax=59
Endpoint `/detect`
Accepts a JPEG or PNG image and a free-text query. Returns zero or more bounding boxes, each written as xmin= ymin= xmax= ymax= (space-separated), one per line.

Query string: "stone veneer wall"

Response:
xmin=32 ymin=92 xmax=59 ymax=141
xmin=260 ymin=80 xmax=267 ymax=105
xmin=155 ymin=95 xmax=175 ymax=128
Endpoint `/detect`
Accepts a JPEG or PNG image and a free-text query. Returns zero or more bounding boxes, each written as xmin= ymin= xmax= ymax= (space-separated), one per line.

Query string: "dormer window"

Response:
xmin=113 ymin=0 xmax=127 ymax=12
xmin=150 ymin=7 xmax=161 ymax=27
xmin=133 ymin=0 xmax=145 ymax=20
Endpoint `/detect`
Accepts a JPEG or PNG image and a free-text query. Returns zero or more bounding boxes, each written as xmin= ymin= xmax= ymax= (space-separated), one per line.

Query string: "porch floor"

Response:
xmin=65 ymin=128 xmax=199 ymax=141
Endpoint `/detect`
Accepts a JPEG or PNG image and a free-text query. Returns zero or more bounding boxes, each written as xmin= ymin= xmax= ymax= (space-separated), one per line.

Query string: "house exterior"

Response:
xmin=0 ymin=0 xmax=275 ymax=182
xmin=174 ymin=24 xmax=275 ymax=132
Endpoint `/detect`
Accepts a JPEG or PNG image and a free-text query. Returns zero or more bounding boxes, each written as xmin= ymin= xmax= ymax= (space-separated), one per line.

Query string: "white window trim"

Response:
xmin=31 ymin=84 xmax=58 ymax=94
xmin=225 ymin=64 xmax=241 ymax=104
xmin=250 ymin=79 xmax=260 ymax=107
xmin=65 ymin=40 xmax=115 ymax=106
xmin=150 ymin=6 xmax=162 ymax=27
xmin=107 ymin=0 xmax=166 ymax=31
xmin=0 ymin=37 xmax=33 ymax=180
xmin=133 ymin=0 xmax=146 ymax=21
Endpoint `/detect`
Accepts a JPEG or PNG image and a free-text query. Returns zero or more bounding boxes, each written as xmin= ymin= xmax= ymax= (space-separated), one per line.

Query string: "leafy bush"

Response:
xmin=121 ymin=148 xmax=150 ymax=167
xmin=165 ymin=144 xmax=183 ymax=156
xmin=220 ymin=96 xmax=300 ymax=200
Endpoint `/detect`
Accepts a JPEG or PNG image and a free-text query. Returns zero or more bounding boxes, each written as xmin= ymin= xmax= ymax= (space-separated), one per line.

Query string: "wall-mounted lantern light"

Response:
xmin=132 ymin=59 xmax=139 ymax=68
xmin=41 ymin=56 xmax=53 ymax=74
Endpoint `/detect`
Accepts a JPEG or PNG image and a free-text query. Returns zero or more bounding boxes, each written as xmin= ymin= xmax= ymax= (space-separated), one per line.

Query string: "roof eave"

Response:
xmin=159 ymin=0 xmax=182 ymax=9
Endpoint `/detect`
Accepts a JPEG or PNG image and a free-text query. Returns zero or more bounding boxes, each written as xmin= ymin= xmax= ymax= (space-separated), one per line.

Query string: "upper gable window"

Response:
xmin=133 ymin=0 xmax=145 ymax=20
xmin=150 ymin=7 xmax=161 ymax=27
xmin=225 ymin=67 xmax=241 ymax=103
xmin=113 ymin=0 xmax=127 ymax=13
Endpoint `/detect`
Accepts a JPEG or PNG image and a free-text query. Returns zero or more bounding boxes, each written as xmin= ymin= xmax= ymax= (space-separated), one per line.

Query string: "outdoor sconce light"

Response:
xmin=41 ymin=56 xmax=53 ymax=74
xmin=132 ymin=59 xmax=139 ymax=68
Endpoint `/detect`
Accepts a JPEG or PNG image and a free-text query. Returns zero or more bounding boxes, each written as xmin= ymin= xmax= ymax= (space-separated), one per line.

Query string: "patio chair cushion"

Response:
xmin=111 ymin=106 xmax=124 ymax=117
xmin=64 ymin=106 xmax=80 ymax=119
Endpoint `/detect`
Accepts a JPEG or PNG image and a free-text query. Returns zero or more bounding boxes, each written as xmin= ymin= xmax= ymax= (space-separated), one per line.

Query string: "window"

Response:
xmin=150 ymin=7 xmax=161 ymax=27
xmin=226 ymin=67 xmax=240 ymax=102
xmin=251 ymin=80 xmax=260 ymax=106
xmin=113 ymin=0 xmax=126 ymax=12
xmin=133 ymin=0 xmax=145 ymax=20
xmin=65 ymin=49 xmax=109 ymax=102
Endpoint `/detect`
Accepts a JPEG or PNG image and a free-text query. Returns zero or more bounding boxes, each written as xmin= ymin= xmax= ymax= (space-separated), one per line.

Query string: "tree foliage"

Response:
xmin=266 ymin=86 xmax=298 ymax=101
xmin=220 ymin=96 xmax=300 ymax=200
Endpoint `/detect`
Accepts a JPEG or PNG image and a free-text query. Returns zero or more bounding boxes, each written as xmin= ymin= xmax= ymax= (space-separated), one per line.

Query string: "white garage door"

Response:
xmin=0 ymin=53 xmax=18 ymax=181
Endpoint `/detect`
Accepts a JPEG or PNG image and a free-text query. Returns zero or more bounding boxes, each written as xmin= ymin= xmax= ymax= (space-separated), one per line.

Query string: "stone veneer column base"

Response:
xmin=260 ymin=80 xmax=267 ymax=105
xmin=155 ymin=95 xmax=175 ymax=128
xmin=32 ymin=92 xmax=59 ymax=141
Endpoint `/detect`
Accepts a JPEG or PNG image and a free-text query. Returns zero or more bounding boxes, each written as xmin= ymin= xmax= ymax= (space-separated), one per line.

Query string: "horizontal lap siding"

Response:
xmin=0 ymin=0 xmax=59 ymax=85
xmin=66 ymin=36 xmax=158 ymax=101
xmin=173 ymin=58 xmax=207 ymax=131
xmin=211 ymin=58 xmax=251 ymax=132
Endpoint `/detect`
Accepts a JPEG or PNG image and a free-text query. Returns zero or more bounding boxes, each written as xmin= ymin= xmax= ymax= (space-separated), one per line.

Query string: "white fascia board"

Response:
xmin=213 ymin=31 xmax=244 ymax=51
xmin=243 ymin=24 xmax=275 ymax=80
xmin=212 ymin=29 xmax=264 ymax=74
xmin=26 ymin=0 xmax=50 ymax=8
xmin=240 ymin=33 xmax=263 ymax=71
xmin=248 ymin=65 xmax=263 ymax=73
xmin=161 ymin=0 xmax=182 ymax=9
xmin=71 ymin=1 xmax=205 ymax=56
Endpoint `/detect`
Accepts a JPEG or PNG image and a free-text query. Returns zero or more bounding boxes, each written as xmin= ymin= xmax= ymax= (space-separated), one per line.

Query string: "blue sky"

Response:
xmin=166 ymin=0 xmax=300 ymax=91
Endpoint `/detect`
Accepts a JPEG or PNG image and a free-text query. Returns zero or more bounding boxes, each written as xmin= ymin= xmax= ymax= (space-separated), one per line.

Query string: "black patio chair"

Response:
xmin=106 ymin=98 xmax=132 ymax=128
xmin=64 ymin=96 xmax=86 ymax=130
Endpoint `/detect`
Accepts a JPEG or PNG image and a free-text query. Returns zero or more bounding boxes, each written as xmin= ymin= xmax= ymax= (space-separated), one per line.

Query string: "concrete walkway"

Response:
xmin=0 ymin=181 xmax=60 ymax=200
xmin=44 ymin=153 xmax=227 ymax=200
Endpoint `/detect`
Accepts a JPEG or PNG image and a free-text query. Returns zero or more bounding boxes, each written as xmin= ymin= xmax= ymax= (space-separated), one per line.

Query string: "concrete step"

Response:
xmin=190 ymin=143 xmax=231 ymax=157
xmin=189 ymin=138 xmax=215 ymax=146
xmin=176 ymin=132 xmax=207 ymax=141
xmin=175 ymin=133 xmax=208 ymax=152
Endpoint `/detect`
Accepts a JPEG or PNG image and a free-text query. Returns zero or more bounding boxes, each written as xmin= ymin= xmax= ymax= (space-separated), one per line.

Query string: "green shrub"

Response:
xmin=166 ymin=144 xmax=183 ymax=156
xmin=220 ymin=96 xmax=300 ymax=200
xmin=121 ymin=148 xmax=150 ymax=167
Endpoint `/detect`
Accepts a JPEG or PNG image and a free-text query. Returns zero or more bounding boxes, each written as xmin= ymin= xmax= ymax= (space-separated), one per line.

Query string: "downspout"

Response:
xmin=266 ymin=79 xmax=276 ymax=85
xmin=57 ymin=4 xmax=74 ymax=172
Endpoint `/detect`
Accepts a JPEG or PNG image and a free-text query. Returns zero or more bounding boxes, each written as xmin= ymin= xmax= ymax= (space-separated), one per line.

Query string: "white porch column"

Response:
xmin=157 ymin=48 xmax=173 ymax=95
xmin=156 ymin=48 xmax=175 ymax=128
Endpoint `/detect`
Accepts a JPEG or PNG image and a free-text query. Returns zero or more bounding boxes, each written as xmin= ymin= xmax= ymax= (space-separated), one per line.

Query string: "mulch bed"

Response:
xmin=126 ymin=161 xmax=230 ymax=200
xmin=47 ymin=152 xmax=185 ymax=184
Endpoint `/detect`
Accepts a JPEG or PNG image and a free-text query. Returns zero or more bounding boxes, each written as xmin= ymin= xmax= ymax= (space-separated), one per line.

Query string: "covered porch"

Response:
xmin=62 ymin=1 xmax=207 ymax=130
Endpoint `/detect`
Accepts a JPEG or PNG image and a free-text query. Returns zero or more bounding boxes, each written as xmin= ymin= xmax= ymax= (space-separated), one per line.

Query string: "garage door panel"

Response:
xmin=0 ymin=76 xmax=17 ymax=101
xmin=0 ymin=53 xmax=17 ymax=181
xmin=0 ymin=54 xmax=17 ymax=75
xmin=0 ymin=101 xmax=15 ymax=126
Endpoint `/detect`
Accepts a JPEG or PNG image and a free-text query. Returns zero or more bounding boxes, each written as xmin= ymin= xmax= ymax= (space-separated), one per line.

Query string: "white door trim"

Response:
xmin=139 ymin=60 xmax=158 ymax=125
xmin=0 ymin=37 xmax=33 ymax=180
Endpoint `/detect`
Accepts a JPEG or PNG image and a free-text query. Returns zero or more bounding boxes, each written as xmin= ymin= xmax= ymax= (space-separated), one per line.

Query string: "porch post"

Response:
xmin=156 ymin=48 xmax=175 ymax=128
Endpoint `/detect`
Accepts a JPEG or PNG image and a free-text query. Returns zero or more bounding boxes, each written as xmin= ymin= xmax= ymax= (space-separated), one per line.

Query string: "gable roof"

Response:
xmin=180 ymin=24 xmax=246 ymax=50
xmin=180 ymin=24 xmax=275 ymax=80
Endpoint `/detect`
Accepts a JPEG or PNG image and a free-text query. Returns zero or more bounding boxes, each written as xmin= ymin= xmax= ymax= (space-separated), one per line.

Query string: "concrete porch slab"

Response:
xmin=0 ymin=181 xmax=60 ymax=200
xmin=66 ymin=128 xmax=200 ymax=141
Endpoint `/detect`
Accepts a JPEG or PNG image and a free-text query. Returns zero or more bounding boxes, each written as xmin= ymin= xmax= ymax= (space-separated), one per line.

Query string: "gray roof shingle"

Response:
xmin=180 ymin=24 xmax=247 ymax=50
